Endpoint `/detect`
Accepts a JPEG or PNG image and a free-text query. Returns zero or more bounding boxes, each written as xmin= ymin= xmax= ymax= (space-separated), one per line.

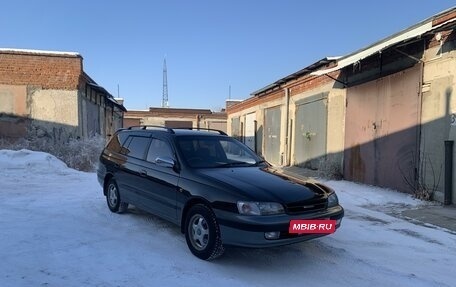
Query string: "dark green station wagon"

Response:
xmin=97 ymin=126 xmax=343 ymax=260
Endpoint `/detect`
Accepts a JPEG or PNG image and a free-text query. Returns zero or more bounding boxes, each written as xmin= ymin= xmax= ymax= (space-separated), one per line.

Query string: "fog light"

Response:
xmin=264 ymin=231 xmax=280 ymax=240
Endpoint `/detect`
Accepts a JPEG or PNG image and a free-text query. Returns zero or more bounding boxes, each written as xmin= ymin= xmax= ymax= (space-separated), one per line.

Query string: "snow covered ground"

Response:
xmin=0 ymin=149 xmax=455 ymax=287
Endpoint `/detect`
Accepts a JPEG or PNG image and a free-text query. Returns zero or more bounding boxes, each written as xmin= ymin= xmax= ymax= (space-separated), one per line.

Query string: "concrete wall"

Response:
xmin=29 ymin=89 xmax=79 ymax=139
xmin=0 ymin=84 xmax=28 ymax=138
xmin=421 ymin=33 xmax=456 ymax=202
xmin=0 ymin=50 xmax=124 ymax=142
xmin=0 ymin=84 xmax=80 ymax=140
xmin=326 ymin=88 xmax=346 ymax=173
xmin=0 ymin=84 xmax=27 ymax=115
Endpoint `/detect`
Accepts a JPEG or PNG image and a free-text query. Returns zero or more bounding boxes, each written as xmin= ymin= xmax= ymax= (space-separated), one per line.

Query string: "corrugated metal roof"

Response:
xmin=312 ymin=6 xmax=456 ymax=76
xmin=251 ymin=56 xmax=340 ymax=96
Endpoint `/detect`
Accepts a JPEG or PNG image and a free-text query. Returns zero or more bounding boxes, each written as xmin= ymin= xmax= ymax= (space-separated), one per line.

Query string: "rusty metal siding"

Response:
xmin=264 ymin=106 xmax=281 ymax=165
xmin=294 ymin=93 xmax=328 ymax=169
xmin=344 ymin=65 xmax=421 ymax=192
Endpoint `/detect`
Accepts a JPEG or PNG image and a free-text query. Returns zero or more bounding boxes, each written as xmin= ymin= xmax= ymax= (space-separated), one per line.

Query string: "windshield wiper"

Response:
xmin=252 ymin=160 xmax=266 ymax=166
xmin=215 ymin=161 xmax=251 ymax=168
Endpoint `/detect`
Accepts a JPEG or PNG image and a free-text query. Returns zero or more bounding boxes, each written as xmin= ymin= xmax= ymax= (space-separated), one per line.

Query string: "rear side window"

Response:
xmin=106 ymin=132 xmax=129 ymax=153
xmin=122 ymin=136 xmax=150 ymax=159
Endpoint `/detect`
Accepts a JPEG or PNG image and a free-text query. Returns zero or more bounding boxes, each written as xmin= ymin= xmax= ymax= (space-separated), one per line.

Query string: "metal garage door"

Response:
xmin=344 ymin=65 xmax=420 ymax=192
xmin=294 ymin=94 xmax=328 ymax=169
xmin=264 ymin=106 xmax=281 ymax=165
xmin=231 ymin=117 xmax=240 ymax=141
xmin=244 ymin=113 xmax=256 ymax=151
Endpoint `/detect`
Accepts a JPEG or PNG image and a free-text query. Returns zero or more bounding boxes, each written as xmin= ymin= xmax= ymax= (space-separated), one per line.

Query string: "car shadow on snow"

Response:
xmin=125 ymin=206 xmax=182 ymax=234
xmin=119 ymin=205 xmax=346 ymax=268
xmin=217 ymin=240 xmax=347 ymax=268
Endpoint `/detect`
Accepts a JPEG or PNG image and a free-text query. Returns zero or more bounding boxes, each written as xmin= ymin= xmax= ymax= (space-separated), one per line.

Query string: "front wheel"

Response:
xmin=185 ymin=204 xmax=224 ymax=260
xmin=106 ymin=179 xmax=128 ymax=213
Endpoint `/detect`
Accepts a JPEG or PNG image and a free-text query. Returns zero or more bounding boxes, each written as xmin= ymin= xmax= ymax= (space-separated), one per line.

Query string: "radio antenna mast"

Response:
xmin=162 ymin=57 xmax=169 ymax=108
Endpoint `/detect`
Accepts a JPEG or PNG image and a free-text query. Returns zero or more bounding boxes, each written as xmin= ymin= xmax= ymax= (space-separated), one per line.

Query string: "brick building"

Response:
xmin=0 ymin=48 xmax=125 ymax=141
xmin=124 ymin=107 xmax=227 ymax=132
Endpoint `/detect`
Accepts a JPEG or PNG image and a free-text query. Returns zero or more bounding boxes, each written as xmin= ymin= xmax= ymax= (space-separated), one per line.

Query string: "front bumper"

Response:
xmin=215 ymin=205 xmax=344 ymax=248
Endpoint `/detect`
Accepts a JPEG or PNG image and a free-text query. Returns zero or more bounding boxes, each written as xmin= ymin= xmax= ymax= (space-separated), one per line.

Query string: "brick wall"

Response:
xmin=0 ymin=51 xmax=83 ymax=90
xmin=226 ymin=89 xmax=285 ymax=114
xmin=226 ymin=72 xmax=338 ymax=115
xmin=288 ymin=71 xmax=340 ymax=97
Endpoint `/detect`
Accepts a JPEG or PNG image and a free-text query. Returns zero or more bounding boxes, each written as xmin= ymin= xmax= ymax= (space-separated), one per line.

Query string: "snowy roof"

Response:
xmin=312 ymin=6 xmax=456 ymax=76
xmin=0 ymin=48 xmax=80 ymax=57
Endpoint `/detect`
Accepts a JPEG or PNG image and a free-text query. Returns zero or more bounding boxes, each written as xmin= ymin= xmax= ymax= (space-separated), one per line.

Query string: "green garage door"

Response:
xmin=264 ymin=106 xmax=281 ymax=165
xmin=294 ymin=94 xmax=328 ymax=170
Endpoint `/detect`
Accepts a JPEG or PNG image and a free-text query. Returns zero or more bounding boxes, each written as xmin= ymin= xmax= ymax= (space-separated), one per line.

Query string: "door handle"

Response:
xmin=139 ymin=170 xmax=147 ymax=177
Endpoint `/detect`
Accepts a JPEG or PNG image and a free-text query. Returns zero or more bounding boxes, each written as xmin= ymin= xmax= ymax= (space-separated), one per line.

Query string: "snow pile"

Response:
xmin=0 ymin=149 xmax=70 ymax=173
xmin=0 ymin=149 xmax=454 ymax=287
xmin=325 ymin=179 xmax=429 ymax=210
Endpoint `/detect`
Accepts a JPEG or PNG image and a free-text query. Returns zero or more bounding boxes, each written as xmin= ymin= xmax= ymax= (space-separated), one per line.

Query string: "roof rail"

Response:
xmin=125 ymin=126 xmax=227 ymax=135
xmin=175 ymin=127 xmax=227 ymax=135
xmin=127 ymin=125 xmax=175 ymax=133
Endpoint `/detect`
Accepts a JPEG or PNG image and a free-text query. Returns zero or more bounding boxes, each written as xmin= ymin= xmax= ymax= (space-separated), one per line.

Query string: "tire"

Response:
xmin=185 ymin=204 xmax=225 ymax=260
xmin=106 ymin=179 xmax=128 ymax=213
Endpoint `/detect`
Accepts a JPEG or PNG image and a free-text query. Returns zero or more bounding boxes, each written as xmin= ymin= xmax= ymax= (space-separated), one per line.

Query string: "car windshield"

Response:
xmin=177 ymin=136 xmax=262 ymax=168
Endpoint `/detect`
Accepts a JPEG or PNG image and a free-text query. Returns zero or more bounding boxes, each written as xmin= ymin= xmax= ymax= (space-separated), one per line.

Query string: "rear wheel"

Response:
xmin=106 ymin=179 xmax=128 ymax=213
xmin=185 ymin=204 xmax=224 ymax=260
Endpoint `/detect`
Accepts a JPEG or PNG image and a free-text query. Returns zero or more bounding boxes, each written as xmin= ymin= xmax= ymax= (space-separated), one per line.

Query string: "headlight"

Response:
xmin=327 ymin=193 xmax=339 ymax=208
xmin=237 ymin=201 xmax=284 ymax=215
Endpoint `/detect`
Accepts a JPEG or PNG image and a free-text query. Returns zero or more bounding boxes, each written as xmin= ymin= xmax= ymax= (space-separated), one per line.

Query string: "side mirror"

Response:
xmin=155 ymin=156 xmax=175 ymax=168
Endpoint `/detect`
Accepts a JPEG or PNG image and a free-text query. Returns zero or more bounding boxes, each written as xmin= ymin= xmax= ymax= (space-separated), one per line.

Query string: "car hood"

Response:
xmin=195 ymin=166 xmax=326 ymax=204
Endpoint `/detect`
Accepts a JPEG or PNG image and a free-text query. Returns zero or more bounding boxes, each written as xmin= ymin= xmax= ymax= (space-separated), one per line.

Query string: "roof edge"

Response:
xmin=0 ymin=48 xmax=80 ymax=57
xmin=311 ymin=6 xmax=456 ymax=76
xmin=251 ymin=56 xmax=340 ymax=96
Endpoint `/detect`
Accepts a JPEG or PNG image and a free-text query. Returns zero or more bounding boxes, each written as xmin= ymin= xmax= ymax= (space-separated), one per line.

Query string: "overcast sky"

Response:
xmin=1 ymin=1 xmax=455 ymax=111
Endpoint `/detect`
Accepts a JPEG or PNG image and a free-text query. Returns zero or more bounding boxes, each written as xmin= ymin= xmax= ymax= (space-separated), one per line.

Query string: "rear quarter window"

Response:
xmin=105 ymin=132 xmax=129 ymax=153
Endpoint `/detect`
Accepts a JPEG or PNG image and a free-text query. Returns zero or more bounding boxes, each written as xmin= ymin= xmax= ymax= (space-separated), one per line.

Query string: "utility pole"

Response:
xmin=162 ymin=57 xmax=169 ymax=108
